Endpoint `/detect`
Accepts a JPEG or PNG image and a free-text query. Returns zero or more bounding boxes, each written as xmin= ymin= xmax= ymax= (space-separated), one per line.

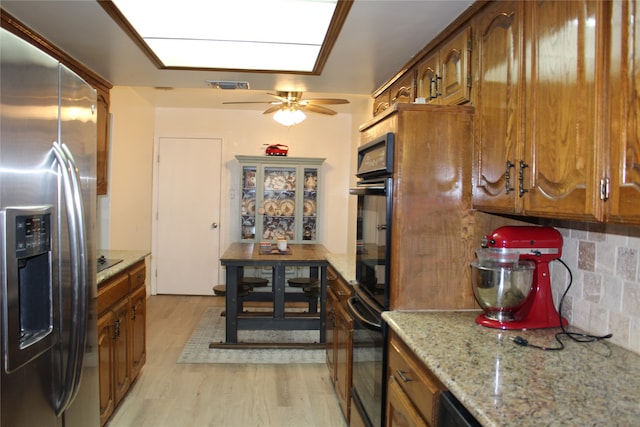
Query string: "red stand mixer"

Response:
xmin=471 ymin=226 xmax=568 ymax=330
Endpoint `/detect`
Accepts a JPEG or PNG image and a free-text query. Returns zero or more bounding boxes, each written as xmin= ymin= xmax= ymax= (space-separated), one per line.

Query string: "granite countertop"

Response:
xmin=326 ymin=253 xmax=356 ymax=283
xmin=383 ymin=310 xmax=640 ymax=427
xmin=96 ymin=249 xmax=150 ymax=285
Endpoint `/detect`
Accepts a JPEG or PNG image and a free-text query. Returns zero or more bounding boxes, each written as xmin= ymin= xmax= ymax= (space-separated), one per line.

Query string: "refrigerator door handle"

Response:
xmin=51 ymin=142 xmax=88 ymax=415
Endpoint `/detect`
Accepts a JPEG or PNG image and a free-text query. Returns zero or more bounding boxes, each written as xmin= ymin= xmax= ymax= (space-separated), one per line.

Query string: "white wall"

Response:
xmin=98 ymin=87 xmax=154 ymax=251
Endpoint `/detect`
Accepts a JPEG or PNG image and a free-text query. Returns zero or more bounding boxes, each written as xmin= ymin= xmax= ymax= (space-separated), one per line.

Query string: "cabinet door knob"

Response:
xmin=211 ymin=222 xmax=219 ymax=229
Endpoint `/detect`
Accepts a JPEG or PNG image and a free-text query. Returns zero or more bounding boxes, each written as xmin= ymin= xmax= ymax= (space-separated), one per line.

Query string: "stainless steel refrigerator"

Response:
xmin=1 ymin=28 xmax=100 ymax=426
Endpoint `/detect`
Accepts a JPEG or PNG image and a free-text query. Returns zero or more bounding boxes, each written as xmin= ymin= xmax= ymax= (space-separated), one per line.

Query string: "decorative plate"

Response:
xmin=303 ymin=199 xmax=316 ymax=216
xmin=279 ymin=199 xmax=295 ymax=216
xmin=244 ymin=200 xmax=256 ymax=215
xmin=244 ymin=170 xmax=256 ymax=188
xmin=269 ymin=175 xmax=287 ymax=190
xmin=264 ymin=200 xmax=278 ymax=216
xmin=304 ymin=175 xmax=317 ymax=190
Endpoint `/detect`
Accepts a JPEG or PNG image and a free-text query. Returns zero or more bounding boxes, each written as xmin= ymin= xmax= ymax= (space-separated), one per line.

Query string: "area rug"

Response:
xmin=177 ymin=306 xmax=325 ymax=364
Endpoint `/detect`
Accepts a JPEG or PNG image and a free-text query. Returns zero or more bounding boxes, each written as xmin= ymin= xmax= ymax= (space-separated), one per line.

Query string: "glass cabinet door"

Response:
xmin=302 ymin=168 xmax=318 ymax=241
xmin=262 ymin=166 xmax=296 ymax=240
xmin=241 ymin=166 xmax=257 ymax=240
xmin=236 ymin=155 xmax=324 ymax=243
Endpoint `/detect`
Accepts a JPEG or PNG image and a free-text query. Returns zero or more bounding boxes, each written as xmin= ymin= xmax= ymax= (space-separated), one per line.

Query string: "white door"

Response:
xmin=156 ymin=137 xmax=222 ymax=295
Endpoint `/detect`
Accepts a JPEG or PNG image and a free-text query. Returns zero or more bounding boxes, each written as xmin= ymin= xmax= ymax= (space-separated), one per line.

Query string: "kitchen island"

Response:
xmin=219 ymin=242 xmax=329 ymax=345
xmin=383 ymin=310 xmax=640 ymax=426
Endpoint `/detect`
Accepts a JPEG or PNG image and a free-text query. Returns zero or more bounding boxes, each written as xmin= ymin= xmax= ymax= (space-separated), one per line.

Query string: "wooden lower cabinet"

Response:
xmin=325 ymin=265 xmax=354 ymax=424
xmin=97 ymin=310 xmax=115 ymax=427
xmin=386 ymin=331 xmax=445 ymax=427
xmin=112 ymin=297 xmax=131 ymax=405
xmin=386 ymin=376 xmax=429 ymax=427
xmin=97 ymin=261 xmax=146 ymax=426
xmin=334 ymin=301 xmax=353 ymax=419
xmin=129 ymin=284 xmax=147 ymax=381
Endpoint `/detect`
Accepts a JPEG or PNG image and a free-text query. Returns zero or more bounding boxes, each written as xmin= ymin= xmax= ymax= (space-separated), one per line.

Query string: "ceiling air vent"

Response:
xmin=206 ymin=80 xmax=250 ymax=90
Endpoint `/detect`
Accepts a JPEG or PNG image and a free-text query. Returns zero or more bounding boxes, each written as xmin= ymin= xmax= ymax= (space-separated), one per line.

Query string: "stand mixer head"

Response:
xmin=471 ymin=226 xmax=568 ymax=329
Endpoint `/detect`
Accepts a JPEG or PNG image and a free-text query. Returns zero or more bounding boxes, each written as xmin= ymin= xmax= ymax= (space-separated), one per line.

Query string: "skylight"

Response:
xmin=101 ymin=0 xmax=349 ymax=74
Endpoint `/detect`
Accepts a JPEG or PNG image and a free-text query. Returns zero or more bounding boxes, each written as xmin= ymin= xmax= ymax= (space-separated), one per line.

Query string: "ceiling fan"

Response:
xmin=223 ymin=91 xmax=349 ymax=125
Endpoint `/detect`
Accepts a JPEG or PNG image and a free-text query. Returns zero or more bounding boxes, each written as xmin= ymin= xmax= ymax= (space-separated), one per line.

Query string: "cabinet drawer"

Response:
xmin=97 ymin=274 xmax=129 ymax=315
xmin=327 ymin=265 xmax=352 ymax=304
xmin=388 ymin=333 xmax=445 ymax=424
xmin=129 ymin=261 xmax=146 ymax=290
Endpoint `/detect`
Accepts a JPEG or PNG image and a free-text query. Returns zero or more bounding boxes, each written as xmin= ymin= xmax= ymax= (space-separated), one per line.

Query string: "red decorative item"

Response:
xmin=265 ymin=144 xmax=288 ymax=156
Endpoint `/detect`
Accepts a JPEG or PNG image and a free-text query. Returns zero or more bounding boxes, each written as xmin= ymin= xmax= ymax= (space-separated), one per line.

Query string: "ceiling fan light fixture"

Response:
xmin=273 ymin=107 xmax=307 ymax=127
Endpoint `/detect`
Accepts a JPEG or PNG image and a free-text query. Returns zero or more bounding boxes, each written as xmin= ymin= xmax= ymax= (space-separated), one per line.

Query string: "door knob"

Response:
xmin=211 ymin=222 xmax=218 ymax=229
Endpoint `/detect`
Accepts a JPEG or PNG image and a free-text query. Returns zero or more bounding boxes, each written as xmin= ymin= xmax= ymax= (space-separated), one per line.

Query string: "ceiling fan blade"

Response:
xmin=302 ymin=98 xmax=350 ymax=105
xmin=268 ymin=91 xmax=304 ymax=102
xmin=299 ymin=104 xmax=337 ymax=115
xmin=263 ymin=105 xmax=283 ymax=115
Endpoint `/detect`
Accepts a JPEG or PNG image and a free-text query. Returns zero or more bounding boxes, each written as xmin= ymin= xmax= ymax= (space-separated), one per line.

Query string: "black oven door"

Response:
xmin=348 ymin=285 xmax=386 ymax=427
xmin=350 ymin=178 xmax=392 ymax=310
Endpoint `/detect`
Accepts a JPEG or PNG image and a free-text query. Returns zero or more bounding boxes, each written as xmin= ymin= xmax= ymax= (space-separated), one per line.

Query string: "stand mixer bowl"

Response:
xmin=471 ymin=260 xmax=536 ymax=322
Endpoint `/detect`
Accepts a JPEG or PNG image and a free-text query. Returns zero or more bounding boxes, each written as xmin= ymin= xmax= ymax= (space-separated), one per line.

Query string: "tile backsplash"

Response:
xmin=549 ymin=222 xmax=640 ymax=354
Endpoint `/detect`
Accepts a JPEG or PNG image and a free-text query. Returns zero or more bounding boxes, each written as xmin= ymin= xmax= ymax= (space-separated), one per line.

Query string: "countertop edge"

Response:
xmin=326 ymin=253 xmax=356 ymax=283
xmin=97 ymin=249 xmax=151 ymax=285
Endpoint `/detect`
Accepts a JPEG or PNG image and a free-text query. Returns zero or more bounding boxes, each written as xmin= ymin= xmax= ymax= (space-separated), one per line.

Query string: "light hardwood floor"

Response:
xmin=107 ymin=295 xmax=348 ymax=427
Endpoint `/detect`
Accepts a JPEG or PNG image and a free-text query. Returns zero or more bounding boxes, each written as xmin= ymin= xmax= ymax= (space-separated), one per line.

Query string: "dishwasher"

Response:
xmin=437 ymin=391 xmax=481 ymax=427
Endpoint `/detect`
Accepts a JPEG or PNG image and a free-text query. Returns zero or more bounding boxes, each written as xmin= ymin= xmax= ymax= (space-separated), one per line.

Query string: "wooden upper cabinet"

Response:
xmin=96 ymin=88 xmax=110 ymax=196
xmin=416 ymin=52 xmax=439 ymax=103
xmin=473 ymin=0 xmax=608 ymax=222
xmin=440 ymin=27 xmax=472 ymax=104
xmin=416 ymin=27 xmax=471 ymax=105
xmin=472 ymin=1 xmax=524 ymax=213
xmin=373 ymin=88 xmax=391 ymax=117
xmin=523 ymin=0 xmax=605 ymax=221
xmin=373 ymin=72 xmax=414 ymax=117
xmin=607 ymin=0 xmax=640 ymax=224
xmin=389 ymin=72 xmax=415 ymax=105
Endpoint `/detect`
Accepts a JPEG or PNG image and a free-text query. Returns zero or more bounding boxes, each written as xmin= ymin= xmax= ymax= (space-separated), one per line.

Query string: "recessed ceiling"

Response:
xmin=101 ymin=0 xmax=351 ymax=74
xmin=0 ymin=1 xmax=475 ymax=98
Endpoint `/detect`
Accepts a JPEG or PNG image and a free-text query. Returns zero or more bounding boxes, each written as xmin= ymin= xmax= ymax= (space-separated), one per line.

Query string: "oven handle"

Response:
xmin=349 ymin=185 xmax=386 ymax=195
xmin=347 ymin=296 xmax=382 ymax=331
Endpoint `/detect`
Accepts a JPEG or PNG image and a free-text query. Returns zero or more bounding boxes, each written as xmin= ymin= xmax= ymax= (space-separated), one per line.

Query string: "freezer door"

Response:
xmin=1 ymin=28 xmax=62 ymax=427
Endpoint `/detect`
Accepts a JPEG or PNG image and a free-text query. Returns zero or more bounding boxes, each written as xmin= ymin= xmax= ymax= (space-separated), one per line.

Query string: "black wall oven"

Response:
xmin=348 ymin=133 xmax=393 ymax=427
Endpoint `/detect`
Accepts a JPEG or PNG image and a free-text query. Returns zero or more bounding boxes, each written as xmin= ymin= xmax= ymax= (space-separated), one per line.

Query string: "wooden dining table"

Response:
xmin=215 ymin=242 xmax=329 ymax=346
